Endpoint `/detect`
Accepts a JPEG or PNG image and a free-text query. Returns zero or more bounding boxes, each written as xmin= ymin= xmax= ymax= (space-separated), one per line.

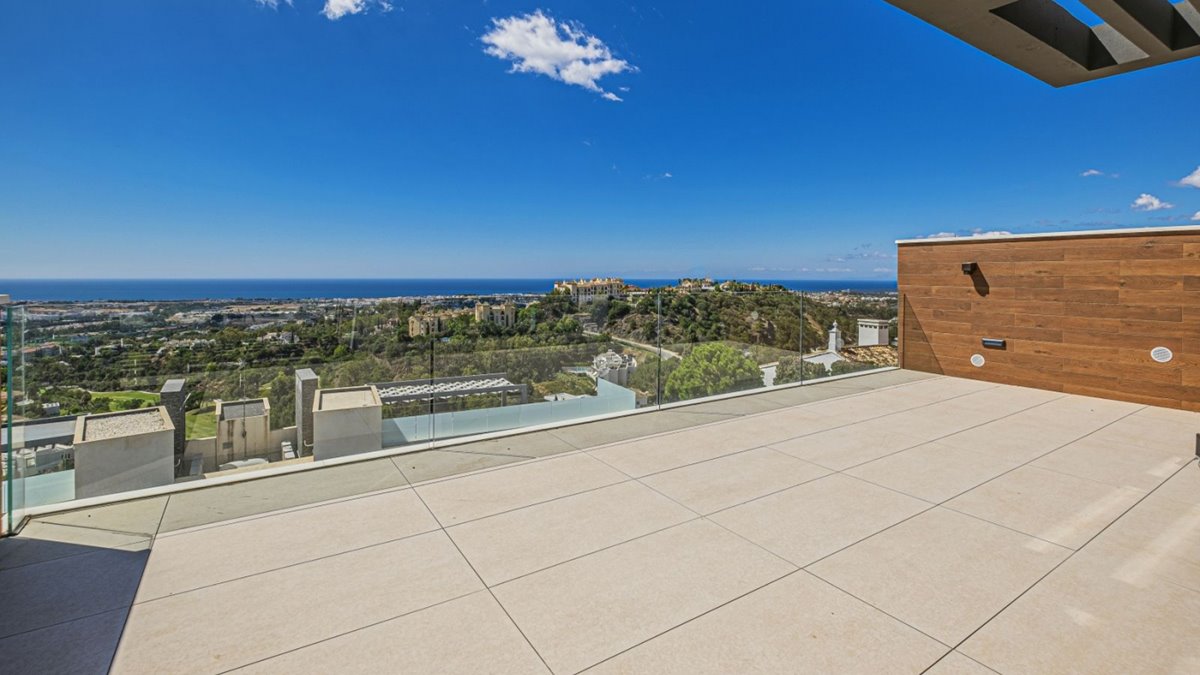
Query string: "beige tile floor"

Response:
xmin=2 ymin=370 xmax=1199 ymax=674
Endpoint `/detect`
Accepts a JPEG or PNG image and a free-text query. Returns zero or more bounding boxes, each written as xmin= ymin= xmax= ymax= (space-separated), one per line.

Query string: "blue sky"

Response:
xmin=2 ymin=1 xmax=1198 ymax=280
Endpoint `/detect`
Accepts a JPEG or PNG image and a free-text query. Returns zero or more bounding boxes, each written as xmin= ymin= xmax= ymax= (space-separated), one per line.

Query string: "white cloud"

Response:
xmin=481 ymin=11 xmax=634 ymax=101
xmin=1177 ymin=166 xmax=1200 ymax=189
xmin=1131 ymin=193 xmax=1174 ymax=211
xmin=1080 ymin=169 xmax=1103 ymax=177
xmin=254 ymin=0 xmax=292 ymax=8
xmin=321 ymin=0 xmax=391 ymax=20
xmin=1193 ymin=211 xmax=1200 ymax=222
xmin=921 ymin=229 xmax=1012 ymax=239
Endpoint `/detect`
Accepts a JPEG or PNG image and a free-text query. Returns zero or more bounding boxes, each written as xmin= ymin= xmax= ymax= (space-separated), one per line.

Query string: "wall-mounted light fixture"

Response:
xmin=981 ymin=338 xmax=1006 ymax=349
xmin=962 ymin=262 xmax=978 ymax=275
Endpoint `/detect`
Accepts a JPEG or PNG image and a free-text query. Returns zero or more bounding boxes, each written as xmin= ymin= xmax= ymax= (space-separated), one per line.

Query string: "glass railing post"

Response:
xmin=798 ymin=291 xmax=805 ymax=386
xmin=5 ymin=304 xmax=14 ymax=534
xmin=428 ymin=338 xmax=436 ymax=449
xmin=655 ymin=292 xmax=663 ymax=409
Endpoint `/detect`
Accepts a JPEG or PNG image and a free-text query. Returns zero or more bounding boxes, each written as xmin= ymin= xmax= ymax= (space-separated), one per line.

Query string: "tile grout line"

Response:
xmin=1 ymin=500 xmax=176 ymax=645
xmin=0 ymin=536 xmax=154 ymax=575
xmin=574 ymin=436 xmax=964 ymax=664
xmin=398 ymin=454 xmax=557 ymax=675
xmin=153 ymin=482 xmax=415 ymax=540
xmin=216 ymin=588 xmax=492 ymax=674
xmin=800 ymin=403 xmax=1146 ymax=575
xmin=435 ymin=447 xmax=539 ymax=460
xmin=922 ymin=648 xmax=1003 ymax=675
xmin=923 ymin=456 xmax=1200 ymax=674
xmin=130 ymin=525 xmax=448 ymax=607
xmin=577 ymin=384 xmax=1022 ymax=487
xmin=101 ymin=492 xmax=174 ymax=672
xmin=837 ymin=404 xmax=1149 ymax=550
xmin=701 ymin=392 xmax=1074 ymax=523
xmin=154 ymin=461 xmax=415 ymax=539
xmin=571 ymin=569 xmax=809 ymax=674
xmin=484 ymin=514 xmax=705 ymax=589
xmin=19 ymin=518 xmax=157 ymax=540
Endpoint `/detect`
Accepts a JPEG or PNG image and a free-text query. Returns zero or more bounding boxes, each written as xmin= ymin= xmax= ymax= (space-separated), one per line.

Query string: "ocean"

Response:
xmin=0 ymin=279 xmax=898 ymax=302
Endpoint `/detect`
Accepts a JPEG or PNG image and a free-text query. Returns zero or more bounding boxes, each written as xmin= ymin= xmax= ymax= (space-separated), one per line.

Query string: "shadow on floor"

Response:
xmin=0 ymin=533 xmax=149 ymax=674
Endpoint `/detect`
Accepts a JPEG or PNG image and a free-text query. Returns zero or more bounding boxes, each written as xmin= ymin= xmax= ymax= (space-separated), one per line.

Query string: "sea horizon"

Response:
xmin=0 ymin=278 xmax=899 ymax=302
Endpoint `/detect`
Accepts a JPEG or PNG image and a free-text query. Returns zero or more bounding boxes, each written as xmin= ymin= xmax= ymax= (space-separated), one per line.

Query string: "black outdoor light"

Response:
xmin=962 ymin=262 xmax=978 ymax=275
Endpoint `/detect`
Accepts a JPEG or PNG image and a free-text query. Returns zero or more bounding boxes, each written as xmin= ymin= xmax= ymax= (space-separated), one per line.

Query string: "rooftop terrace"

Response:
xmin=0 ymin=369 xmax=1196 ymax=673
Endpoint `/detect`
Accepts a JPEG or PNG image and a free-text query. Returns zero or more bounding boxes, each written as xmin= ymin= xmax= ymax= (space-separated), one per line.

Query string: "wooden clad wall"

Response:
xmin=898 ymin=230 xmax=1200 ymax=411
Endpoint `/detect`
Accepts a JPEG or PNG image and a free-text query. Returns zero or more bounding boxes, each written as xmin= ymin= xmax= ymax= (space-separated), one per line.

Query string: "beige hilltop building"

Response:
xmin=409 ymin=302 xmax=519 ymax=337
xmin=407 ymin=309 xmax=465 ymax=337
xmin=474 ymin=301 xmax=517 ymax=329
xmin=554 ymin=278 xmax=626 ymax=304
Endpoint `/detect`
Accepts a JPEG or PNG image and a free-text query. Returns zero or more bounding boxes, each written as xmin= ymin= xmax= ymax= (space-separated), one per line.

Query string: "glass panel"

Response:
xmin=428 ymin=292 xmax=654 ymax=444
xmin=656 ymin=287 xmax=804 ymax=404
xmin=3 ymin=304 xmax=31 ymax=532
xmin=1 ymin=293 xmax=433 ymax=510
xmin=798 ymin=285 xmax=899 ymax=382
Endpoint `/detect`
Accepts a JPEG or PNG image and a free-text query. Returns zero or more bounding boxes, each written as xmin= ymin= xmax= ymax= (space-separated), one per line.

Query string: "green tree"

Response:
xmin=830 ymin=360 xmax=872 ymax=377
xmin=627 ymin=354 xmax=679 ymax=403
xmin=664 ymin=343 xmax=762 ymax=402
xmin=774 ymin=355 xmax=828 ymax=385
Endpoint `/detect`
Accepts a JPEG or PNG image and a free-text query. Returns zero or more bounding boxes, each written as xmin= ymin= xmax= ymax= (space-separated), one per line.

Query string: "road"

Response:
xmin=585 ymin=332 xmax=681 ymax=360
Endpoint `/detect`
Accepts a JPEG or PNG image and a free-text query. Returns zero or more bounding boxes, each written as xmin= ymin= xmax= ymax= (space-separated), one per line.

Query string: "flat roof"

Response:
xmin=317 ymin=387 xmax=380 ymax=411
xmin=376 ymin=375 xmax=523 ymax=403
xmin=219 ymin=400 xmax=267 ymax=420
xmin=896 ymin=224 xmax=1200 ymax=246
xmin=81 ymin=409 xmax=169 ymax=441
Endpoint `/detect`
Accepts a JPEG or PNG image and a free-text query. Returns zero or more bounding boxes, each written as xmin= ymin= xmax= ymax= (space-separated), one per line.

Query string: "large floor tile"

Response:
xmin=448 ymin=482 xmax=693 ymax=586
xmin=755 ymin=377 xmax=913 ymax=409
xmin=0 ymin=522 xmax=150 ymax=571
xmin=923 ymin=651 xmax=996 ymax=675
xmin=938 ymin=411 xmax=1094 ymax=465
xmin=1099 ymin=414 xmax=1200 ymax=452
xmin=138 ymin=488 xmax=438 ymax=601
xmin=809 ymin=508 xmax=1070 ymax=645
xmin=447 ymin=431 xmax=578 ymax=459
xmin=37 ymin=496 xmax=168 ymax=537
xmin=158 ymin=458 xmax=407 ymax=533
xmin=768 ymin=418 xmax=928 ymax=471
xmin=492 ymin=520 xmax=794 ymax=674
xmin=238 ymin=591 xmax=548 ymax=675
xmin=961 ymin=545 xmax=1200 ymax=674
xmin=586 ymin=422 xmax=769 ymax=478
xmin=112 ymin=531 xmax=481 ymax=674
xmin=416 ymin=453 xmax=627 ymax=525
xmin=549 ymin=411 xmax=737 ymax=449
xmin=1031 ymin=433 xmax=1192 ymax=493
xmin=0 ymin=547 xmax=148 ymax=639
xmin=394 ymin=449 xmax=525 ymax=484
xmin=678 ymin=393 xmax=784 ymax=416
xmin=1010 ymin=395 xmax=1140 ymax=436
xmin=641 ymin=447 xmax=829 ymax=514
xmin=946 ymin=465 xmax=1146 ymax=549
xmin=1082 ymin=490 xmax=1200 ymax=592
xmin=1146 ymin=462 xmax=1200 ymax=506
xmin=708 ymin=473 xmax=929 ymax=566
xmin=585 ymin=571 xmax=946 ymax=674
xmin=0 ymin=607 xmax=128 ymax=675
xmin=846 ymin=441 xmax=1021 ymax=503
